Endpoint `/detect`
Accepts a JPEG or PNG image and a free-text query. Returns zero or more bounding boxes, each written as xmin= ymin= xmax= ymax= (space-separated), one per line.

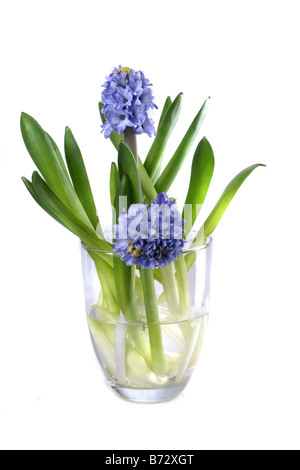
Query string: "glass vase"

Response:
xmin=81 ymin=237 xmax=212 ymax=403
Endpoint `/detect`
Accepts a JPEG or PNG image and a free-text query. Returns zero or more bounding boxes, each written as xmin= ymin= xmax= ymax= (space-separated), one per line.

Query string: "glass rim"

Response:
xmin=87 ymin=310 xmax=208 ymax=327
xmin=81 ymin=235 xmax=213 ymax=255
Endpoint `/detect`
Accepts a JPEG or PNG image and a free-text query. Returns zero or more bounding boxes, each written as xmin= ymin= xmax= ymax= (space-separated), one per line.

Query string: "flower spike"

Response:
xmin=101 ymin=66 xmax=157 ymax=138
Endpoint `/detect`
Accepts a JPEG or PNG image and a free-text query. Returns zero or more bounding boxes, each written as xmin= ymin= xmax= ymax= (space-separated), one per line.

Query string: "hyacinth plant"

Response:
xmin=21 ymin=66 xmax=264 ymax=391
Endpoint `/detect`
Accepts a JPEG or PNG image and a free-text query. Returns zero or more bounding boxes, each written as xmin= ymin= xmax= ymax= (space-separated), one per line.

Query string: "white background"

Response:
xmin=0 ymin=0 xmax=299 ymax=450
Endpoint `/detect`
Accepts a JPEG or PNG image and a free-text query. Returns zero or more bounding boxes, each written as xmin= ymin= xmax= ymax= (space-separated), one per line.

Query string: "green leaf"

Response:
xmin=144 ymin=93 xmax=183 ymax=183
xmin=20 ymin=113 xmax=93 ymax=228
xmin=155 ymin=97 xmax=210 ymax=194
xmin=88 ymin=249 xmax=119 ymax=314
xmin=118 ymin=141 xmax=142 ymax=204
xmin=201 ymin=163 xmax=266 ymax=240
xmin=30 ymin=171 xmax=112 ymax=253
xmin=22 ymin=177 xmax=69 ymax=230
xmin=140 ymin=268 xmax=168 ymax=375
xmin=45 ymin=132 xmax=69 ymax=179
xmin=113 ymin=175 xmax=139 ymax=318
xmin=24 ymin=175 xmax=115 ymax=266
xmin=138 ymin=158 xmax=157 ymax=201
xmin=185 ymin=164 xmax=266 ymax=271
xmin=64 ymin=127 xmax=101 ymax=232
xmin=112 ymin=176 xmax=152 ymax=366
xmin=183 ymin=137 xmax=215 ymax=236
xmin=23 ymin=173 xmax=91 ymax=245
xmin=157 ymin=96 xmax=172 ymax=130
xmin=98 ymin=102 xmax=124 ymax=150
xmin=114 ymin=174 xmax=131 ymax=217
xmin=110 ymin=162 xmax=120 ymax=206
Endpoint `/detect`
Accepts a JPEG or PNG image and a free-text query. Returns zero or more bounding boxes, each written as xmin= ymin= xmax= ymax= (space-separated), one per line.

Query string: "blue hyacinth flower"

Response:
xmin=113 ymin=193 xmax=185 ymax=269
xmin=101 ymin=66 xmax=158 ymax=138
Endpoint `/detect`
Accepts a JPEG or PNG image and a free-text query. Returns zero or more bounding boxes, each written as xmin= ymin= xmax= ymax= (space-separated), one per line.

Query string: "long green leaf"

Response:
xmin=20 ymin=113 xmax=93 ymax=228
xmin=155 ymin=97 xmax=210 ymax=194
xmin=64 ymin=127 xmax=100 ymax=232
xmin=45 ymin=132 xmax=70 ymax=180
xmin=24 ymin=175 xmax=99 ymax=249
xmin=138 ymin=158 xmax=157 ymax=202
xmin=114 ymin=174 xmax=131 ymax=217
xmin=98 ymin=102 xmax=124 ymax=150
xmin=118 ymin=141 xmax=142 ymax=204
xmin=201 ymin=163 xmax=266 ymax=240
xmin=22 ymin=177 xmax=69 ymax=230
xmin=24 ymin=176 xmax=116 ymax=268
xmin=31 ymin=172 xmax=112 ymax=252
xmin=112 ymin=175 xmax=152 ymax=367
xmin=144 ymin=93 xmax=183 ymax=183
xmin=110 ymin=162 xmax=120 ymax=206
xmin=113 ymin=175 xmax=138 ymax=321
xmin=185 ymin=164 xmax=266 ymax=270
xmin=157 ymin=96 xmax=172 ymax=130
xmin=140 ymin=268 xmax=168 ymax=375
xmin=88 ymin=249 xmax=119 ymax=314
xmin=183 ymin=137 xmax=215 ymax=236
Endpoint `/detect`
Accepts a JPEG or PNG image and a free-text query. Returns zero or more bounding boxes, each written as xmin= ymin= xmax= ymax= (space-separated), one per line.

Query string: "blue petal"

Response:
xmin=100 ymin=66 xmax=157 ymax=138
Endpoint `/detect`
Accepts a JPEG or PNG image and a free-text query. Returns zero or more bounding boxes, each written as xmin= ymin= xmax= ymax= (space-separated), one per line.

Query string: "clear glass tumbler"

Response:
xmin=81 ymin=237 xmax=212 ymax=403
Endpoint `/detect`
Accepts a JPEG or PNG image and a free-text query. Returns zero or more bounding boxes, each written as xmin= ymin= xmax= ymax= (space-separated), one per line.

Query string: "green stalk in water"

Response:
xmin=140 ymin=268 xmax=169 ymax=376
xmin=159 ymin=264 xmax=180 ymax=315
xmin=124 ymin=128 xmax=169 ymax=377
xmin=175 ymin=255 xmax=191 ymax=316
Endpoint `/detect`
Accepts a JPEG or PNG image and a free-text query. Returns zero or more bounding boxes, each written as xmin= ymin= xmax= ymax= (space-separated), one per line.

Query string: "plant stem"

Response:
xmin=175 ymin=316 xmax=207 ymax=384
xmin=124 ymin=128 xmax=138 ymax=163
xmin=114 ymin=314 xmax=127 ymax=385
xmin=175 ymin=255 xmax=191 ymax=316
xmin=113 ymin=257 xmax=152 ymax=368
xmin=175 ymin=321 xmax=200 ymax=384
xmin=140 ymin=269 xmax=168 ymax=376
xmin=88 ymin=317 xmax=159 ymax=387
xmin=124 ymin=127 xmax=168 ymax=376
xmin=138 ymin=157 xmax=157 ymax=201
xmin=88 ymin=250 xmax=120 ymax=316
xmin=159 ymin=264 xmax=180 ymax=315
